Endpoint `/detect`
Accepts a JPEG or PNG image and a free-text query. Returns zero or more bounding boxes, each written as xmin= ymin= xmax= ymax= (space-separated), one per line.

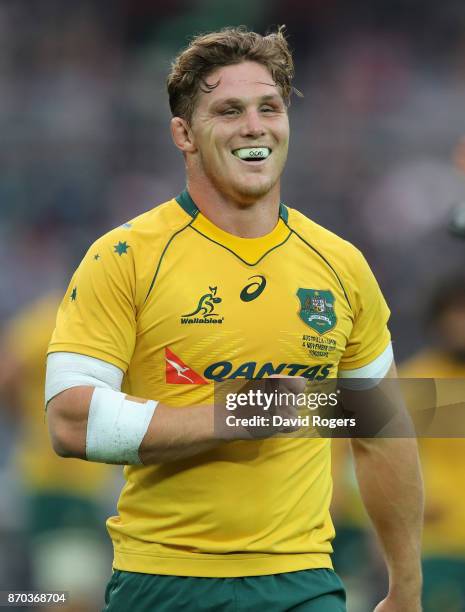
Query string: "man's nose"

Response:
xmin=240 ymin=109 xmax=265 ymax=138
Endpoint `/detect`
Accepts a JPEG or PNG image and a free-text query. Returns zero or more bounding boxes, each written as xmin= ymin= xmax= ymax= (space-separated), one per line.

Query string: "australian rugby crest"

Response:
xmin=297 ymin=289 xmax=336 ymax=334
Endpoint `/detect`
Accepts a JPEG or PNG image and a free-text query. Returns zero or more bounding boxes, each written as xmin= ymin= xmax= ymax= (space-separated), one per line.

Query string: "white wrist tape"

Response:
xmin=86 ymin=387 xmax=157 ymax=464
xmin=339 ymin=342 xmax=394 ymax=390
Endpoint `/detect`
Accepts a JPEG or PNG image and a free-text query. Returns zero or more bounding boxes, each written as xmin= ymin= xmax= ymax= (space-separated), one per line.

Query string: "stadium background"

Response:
xmin=1 ymin=1 xmax=465 ymax=610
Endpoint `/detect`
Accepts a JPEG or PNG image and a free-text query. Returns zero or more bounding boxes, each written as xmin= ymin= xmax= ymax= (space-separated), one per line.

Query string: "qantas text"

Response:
xmin=203 ymin=361 xmax=333 ymax=381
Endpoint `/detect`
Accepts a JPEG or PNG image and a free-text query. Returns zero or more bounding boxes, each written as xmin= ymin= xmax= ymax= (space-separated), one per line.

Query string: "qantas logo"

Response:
xmin=165 ymin=348 xmax=207 ymax=384
xmin=165 ymin=347 xmax=332 ymax=384
xmin=203 ymin=361 xmax=332 ymax=381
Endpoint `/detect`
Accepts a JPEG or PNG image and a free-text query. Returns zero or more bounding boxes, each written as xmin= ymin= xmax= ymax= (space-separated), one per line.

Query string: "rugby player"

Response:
xmin=46 ymin=27 xmax=423 ymax=611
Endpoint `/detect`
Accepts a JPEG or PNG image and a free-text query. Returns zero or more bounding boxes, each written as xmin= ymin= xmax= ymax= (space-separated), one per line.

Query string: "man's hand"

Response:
xmin=217 ymin=376 xmax=307 ymax=439
xmin=373 ymin=592 xmax=422 ymax=612
xmin=373 ymin=566 xmax=422 ymax=611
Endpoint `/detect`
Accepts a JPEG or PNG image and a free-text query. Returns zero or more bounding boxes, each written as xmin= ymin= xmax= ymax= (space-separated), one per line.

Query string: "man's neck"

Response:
xmin=187 ymin=180 xmax=281 ymax=238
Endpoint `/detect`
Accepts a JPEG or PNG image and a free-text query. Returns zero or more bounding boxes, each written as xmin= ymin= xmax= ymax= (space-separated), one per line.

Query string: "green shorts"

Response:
xmin=422 ymin=557 xmax=465 ymax=612
xmin=103 ymin=568 xmax=346 ymax=612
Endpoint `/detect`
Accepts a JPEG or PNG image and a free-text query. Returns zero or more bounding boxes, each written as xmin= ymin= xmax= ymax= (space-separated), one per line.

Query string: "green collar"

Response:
xmin=175 ymin=189 xmax=289 ymax=223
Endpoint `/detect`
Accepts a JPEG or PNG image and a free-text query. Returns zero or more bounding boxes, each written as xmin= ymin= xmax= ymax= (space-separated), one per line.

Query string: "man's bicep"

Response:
xmin=45 ymin=352 xmax=124 ymax=406
xmin=344 ymin=359 xmax=416 ymax=441
xmin=384 ymin=360 xmax=397 ymax=378
xmin=339 ymin=342 xmax=394 ymax=390
xmin=47 ymin=385 xmax=94 ymax=459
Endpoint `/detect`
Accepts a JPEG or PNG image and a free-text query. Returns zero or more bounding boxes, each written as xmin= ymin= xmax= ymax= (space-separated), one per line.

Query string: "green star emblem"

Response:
xmin=114 ymin=241 xmax=129 ymax=256
xmin=70 ymin=287 xmax=77 ymax=301
xmin=93 ymin=253 xmax=100 ymax=260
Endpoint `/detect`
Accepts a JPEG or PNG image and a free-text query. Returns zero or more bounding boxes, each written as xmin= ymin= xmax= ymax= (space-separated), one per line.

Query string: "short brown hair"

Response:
xmin=167 ymin=26 xmax=294 ymax=123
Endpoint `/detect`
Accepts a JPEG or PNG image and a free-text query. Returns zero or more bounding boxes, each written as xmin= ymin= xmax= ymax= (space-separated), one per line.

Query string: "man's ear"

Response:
xmin=170 ymin=117 xmax=197 ymax=153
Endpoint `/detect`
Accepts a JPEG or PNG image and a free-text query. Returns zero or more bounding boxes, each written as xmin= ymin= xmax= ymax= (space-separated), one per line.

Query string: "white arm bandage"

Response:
xmin=86 ymin=387 xmax=157 ymax=464
xmin=339 ymin=342 xmax=394 ymax=390
xmin=45 ymin=352 xmax=124 ymax=404
xmin=45 ymin=352 xmax=157 ymax=464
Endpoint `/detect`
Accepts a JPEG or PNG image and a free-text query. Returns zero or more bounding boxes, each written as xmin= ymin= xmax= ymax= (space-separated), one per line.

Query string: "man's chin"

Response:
xmin=230 ymin=177 xmax=277 ymax=204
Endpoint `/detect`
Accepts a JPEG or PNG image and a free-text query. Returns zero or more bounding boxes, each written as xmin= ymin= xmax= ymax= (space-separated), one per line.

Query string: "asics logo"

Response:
xmin=240 ymin=275 xmax=266 ymax=302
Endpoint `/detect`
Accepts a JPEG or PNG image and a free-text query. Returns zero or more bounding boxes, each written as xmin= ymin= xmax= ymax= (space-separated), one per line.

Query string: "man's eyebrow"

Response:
xmin=210 ymin=94 xmax=283 ymax=107
xmin=258 ymin=93 xmax=282 ymax=102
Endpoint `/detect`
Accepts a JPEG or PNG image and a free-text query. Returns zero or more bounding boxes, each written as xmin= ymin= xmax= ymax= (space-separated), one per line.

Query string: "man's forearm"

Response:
xmin=351 ymin=437 xmax=424 ymax=601
xmin=49 ymin=380 xmax=301 ymax=465
xmin=139 ymin=402 xmax=221 ymax=463
xmin=48 ymin=386 xmax=224 ymax=464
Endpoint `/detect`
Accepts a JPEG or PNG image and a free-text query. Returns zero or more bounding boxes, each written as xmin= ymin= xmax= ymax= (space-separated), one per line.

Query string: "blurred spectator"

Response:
xmin=0 ymin=292 xmax=120 ymax=611
xmin=400 ymin=274 xmax=465 ymax=612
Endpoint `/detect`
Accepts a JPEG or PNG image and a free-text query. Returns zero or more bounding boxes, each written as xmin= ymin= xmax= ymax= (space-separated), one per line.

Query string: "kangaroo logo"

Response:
xmin=165 ymin=347 xmax=207 ymax=384
xmin=181 ymin=286 xmax=223 ymax=324
xmin=165 ymin=356 xmax=194 ymax=383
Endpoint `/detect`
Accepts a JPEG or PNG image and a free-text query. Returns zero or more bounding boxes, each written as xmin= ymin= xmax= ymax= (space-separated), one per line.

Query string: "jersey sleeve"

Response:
xmin=338 ymin=248 xmax=391 ymax=371
xmin=48 ymin=233 xmax=137 ymax=372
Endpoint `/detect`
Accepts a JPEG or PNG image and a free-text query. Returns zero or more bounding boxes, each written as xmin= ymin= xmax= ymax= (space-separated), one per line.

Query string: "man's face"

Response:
xmin=187 ymin=61 xmax=290 ymax=204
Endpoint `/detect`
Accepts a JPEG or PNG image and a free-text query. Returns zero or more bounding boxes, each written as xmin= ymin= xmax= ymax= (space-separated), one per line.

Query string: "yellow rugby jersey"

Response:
xmin=49 ymin=190 xmax=390 ymax=577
